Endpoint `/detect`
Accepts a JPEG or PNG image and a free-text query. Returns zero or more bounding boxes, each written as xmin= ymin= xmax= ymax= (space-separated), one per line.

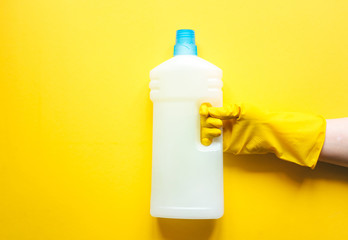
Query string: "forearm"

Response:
xmin=319 ymin=118 xmax=348 ymax=167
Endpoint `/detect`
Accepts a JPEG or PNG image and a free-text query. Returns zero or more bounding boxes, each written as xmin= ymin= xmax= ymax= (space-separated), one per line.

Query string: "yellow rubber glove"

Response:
xmin=200 ymin=103 xmax=326 ymax=169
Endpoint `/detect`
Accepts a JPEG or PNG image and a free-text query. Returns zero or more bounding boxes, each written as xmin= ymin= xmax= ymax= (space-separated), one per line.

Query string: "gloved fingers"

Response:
xmin=202 ymin=127 xmax=222 ymax=138
xmin=208 ymin=104 xmax=241 ymax=120
xmin=201 ymin=117 xmax=223 ymax=128
xmin=199 ymin=103 xmax=211 ymax=117
xmin=201 ymin=127 xmax=222 ymax=146
xmin=201 ymin=137 xmax=213 ymax=146
xmin=200 ymin=103 xmax=222 ymax=146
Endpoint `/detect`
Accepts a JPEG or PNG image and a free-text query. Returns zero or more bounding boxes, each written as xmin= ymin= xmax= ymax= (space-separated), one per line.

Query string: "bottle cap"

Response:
xmin=174 ymin=29 xmax=197 ymax=56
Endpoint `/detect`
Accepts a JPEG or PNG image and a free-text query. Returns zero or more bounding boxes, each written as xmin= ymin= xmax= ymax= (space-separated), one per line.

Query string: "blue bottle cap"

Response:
xmin=174 ymin=29 xmax=197 ymax=56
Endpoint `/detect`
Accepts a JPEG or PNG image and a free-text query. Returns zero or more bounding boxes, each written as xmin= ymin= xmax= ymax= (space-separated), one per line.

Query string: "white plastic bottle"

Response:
xmin=149 ymin=29 xmax=223 ymax=219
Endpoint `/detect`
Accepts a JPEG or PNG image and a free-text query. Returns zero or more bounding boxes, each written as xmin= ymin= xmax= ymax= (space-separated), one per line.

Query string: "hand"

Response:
xmin=200 ymin=103 xmax=326 ymax=169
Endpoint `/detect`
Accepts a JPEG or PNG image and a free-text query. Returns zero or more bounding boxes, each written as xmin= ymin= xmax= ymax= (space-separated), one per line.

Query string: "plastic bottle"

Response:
xmin=149 ymin=29 xmax=223 ymax=219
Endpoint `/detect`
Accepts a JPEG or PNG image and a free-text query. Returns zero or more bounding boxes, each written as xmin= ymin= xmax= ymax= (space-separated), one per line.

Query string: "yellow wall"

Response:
xmin=1 ymin=0 xmax=348 ymax=239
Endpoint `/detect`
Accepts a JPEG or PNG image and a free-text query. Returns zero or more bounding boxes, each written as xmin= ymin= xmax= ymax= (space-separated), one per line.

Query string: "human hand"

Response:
xmin=200 ymin=103 xmax=326 ymax=169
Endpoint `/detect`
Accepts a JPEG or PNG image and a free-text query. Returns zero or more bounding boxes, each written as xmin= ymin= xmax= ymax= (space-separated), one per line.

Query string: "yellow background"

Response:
xmin=1 ymin=0 xmax=348 ymax=239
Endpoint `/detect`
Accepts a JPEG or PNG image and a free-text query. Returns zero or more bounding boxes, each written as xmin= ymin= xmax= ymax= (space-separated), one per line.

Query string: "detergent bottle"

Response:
xmin=149 ymin=29 xmax=223 ymax=219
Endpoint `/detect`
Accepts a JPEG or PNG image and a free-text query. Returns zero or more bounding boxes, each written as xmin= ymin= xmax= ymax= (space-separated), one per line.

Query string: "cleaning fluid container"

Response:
xmin=149 ymin=29 xmax=223 ymax=219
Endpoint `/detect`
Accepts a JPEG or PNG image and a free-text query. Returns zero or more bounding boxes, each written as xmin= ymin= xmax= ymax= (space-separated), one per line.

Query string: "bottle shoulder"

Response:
xmin=150 ymin=56 xmax=222 ymax=79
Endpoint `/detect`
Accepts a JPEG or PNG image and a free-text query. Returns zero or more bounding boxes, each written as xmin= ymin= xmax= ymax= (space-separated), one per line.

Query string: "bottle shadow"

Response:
xmin=223 ymin=153 xmax=348 ymax=186
xmin=157 ymin=218 xmax=218 ymax=240
xmin=156 ymin=154 xmax=348 ymax=240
